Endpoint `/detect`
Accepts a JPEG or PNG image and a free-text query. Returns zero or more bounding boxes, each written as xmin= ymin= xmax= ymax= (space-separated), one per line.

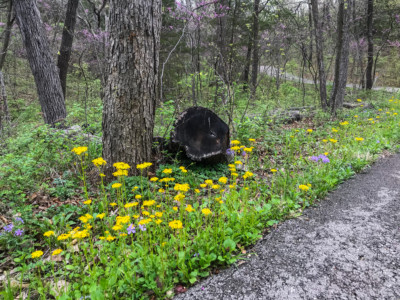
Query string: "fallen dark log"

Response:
xmin=170 ymin=106 xmax=230 ymax=163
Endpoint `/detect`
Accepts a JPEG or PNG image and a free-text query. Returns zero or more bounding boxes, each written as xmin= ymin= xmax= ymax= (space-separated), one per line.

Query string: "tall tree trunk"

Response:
xmin=14 ymin=0 xmax=67 ymax=125
xmin=0 ymin=71 xmax=10 ymax=130
xmin=365 ymin=0 xmax=374 ymax=90
xmin=102 ymin=0 xmax=161 ymax=177
xmin=214 ymin=0 xmax=228 ymax=81
xmin=311 ymin=0 xmax=328 ymax=109
xmin=0 ymin=1 xmax=14 ymax=71
xmin=251 ymin=0 xmax=260 ymax=96
xmin=242 ymin=35 xmax=252 ymax=91
xmin=330 ymin=0 xmax=352 ymax=115
xmin=57 ymin=0 xmax=79 ymax=98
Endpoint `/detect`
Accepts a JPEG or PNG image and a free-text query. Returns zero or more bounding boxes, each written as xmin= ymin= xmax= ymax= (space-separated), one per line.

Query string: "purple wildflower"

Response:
xmin=310 ymin=156 xmax=319 ymax=162
xmin=321 ymin=156 xmax=330 ymax=163
xmin=138 ymin=224 xmax=146 ymax=232
xmin=127 ymin=224 xmax=136 ymax=235
xmin=14 ymin=229 xmax=24 ymax=236
xmin=241 ymin=151 xmax=246 ymax=157
xmin=226 ymin=148 xmax=234 ymax=156
xmin=15 ymin=217 xmax=24 ymax=223
xmin=193 ymin=253 xmax=199 ymax=257
xmin=377 ymin=140 xmax=380 ymax=143
xmin=4 ymin=224 xmax=13 ymax=232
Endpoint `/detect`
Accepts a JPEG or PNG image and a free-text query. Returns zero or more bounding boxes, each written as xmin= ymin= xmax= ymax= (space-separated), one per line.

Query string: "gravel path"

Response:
xmin=175 ymin=153 xmax=400 ymax=300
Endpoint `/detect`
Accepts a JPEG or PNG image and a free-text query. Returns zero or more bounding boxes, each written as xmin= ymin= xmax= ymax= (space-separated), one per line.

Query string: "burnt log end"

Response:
xmin=170 ymin=107 xmax=230 ymax=163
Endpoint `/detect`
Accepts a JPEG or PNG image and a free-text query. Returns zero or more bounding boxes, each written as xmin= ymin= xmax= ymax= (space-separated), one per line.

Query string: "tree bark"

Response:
xmin=310 ymin=0 xmax=328 ymax=109
xmin=57 ymin=0 xmax=79 ymax=98
xmin=329 ymin=0 xmax=352 ymax=115
xmin=14 ymin=0 xmax=67 ymax=125
xmin=0 ymin=1 xmax=14 ymax=71
xmin=365 ymin=0 xmax=374 ymax=90
xmin=102 ymin=0 xmax=161 ymax=176
xmin=214 ymin=0 xmax=228 ymax=81
xmin=251 ymin=0 xmax=260 ymax=96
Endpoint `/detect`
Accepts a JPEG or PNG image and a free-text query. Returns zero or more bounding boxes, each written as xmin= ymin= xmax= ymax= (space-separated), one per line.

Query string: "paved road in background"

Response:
xmin=260 ymin=65 xmax=400 ymax=93
xmin=175 ymin=153 xmax=400 ymax=300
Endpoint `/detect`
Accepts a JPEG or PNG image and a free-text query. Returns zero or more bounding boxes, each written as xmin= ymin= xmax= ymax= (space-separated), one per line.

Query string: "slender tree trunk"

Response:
xmin=57 ymin=0 xmax=79 ymax=98
xmin=0 ymin=71 xmax=10 ymax=130
xmin=14 ymin=0 xmax=67 ymax=125
xmin=330 ymin=0 xmax=352 ymax=114
xmin=242 ymin=35 xmax=252 ymax=90
xmin=251 ymin=0 xmax=260 ymax=96
xmin=311 ymin=0 xmax=328 ymax=109
xmin=365 ymin=0 xmax=374 ymax=89
xmin=214 ymin=0 xmax=228 ymax=81
xmin=102 ymin=0 xmax=161 ymax=177
xmin=0 ymin=1 xmax=14 ymax=71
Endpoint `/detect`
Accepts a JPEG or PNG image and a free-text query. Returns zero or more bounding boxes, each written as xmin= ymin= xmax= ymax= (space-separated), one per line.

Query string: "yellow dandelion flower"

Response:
xmin=234 ymin=161 xmax=243 ymax=165
xmin=113 ymin=162 xmax=130 ymax=170
xmin=57 ymin=233 xmax=71 ymax=241
xmin=83 ymin=199 xmax=92 ymax=205
xmin=201 ymin=208 xmax=212 ymax=216
xmin=185 ymin=205 xmax=195 ymax=213
xmin=52 ymin=249 xmax=62 ymax=256
xmin=112 ymin=225 xmax=123 ymax=231
xmin=174 ymin=193 xmax=185 ymax=202
xmin=113 ymin=169 xmax=128 ymax=177
xmin=44 ymin=231 xmax=55 ymax=237
xmin=31 ymin=250 xmax=44 ymax=259
xmin=112 ymin=183 xmax=122 ymax=189
xmin=199 ymin=183 xmax=207 ymax=188
xmin=168 ymin=220 xmax=183 ymax=229
xmin=71 ymin=146 xmax=88 ymax=156
xmin=109 ymin=202 xmax=117 ymax=207
xmin=92 ymin=157 xmax=106 ymax=167
xmin=162 ymin=168 xmax=172 ymax=174
xmin=173 ymin=207 xmax=178 ymax=211
xmin=218 ymin=177 xmax=228 ymax=184
xmin=150 ymin=177 xmax=159 ymax=182
xmin=299 ymin=184 xmax=310 ymax=191
xmin=106 ymin=235 xmax=116 ymax=241
xmin=307 ymin=129 xmax=313 ymax=133
xmin=355 ymin=137 xmax=364 ymax=141
xmin=249 ymin=138 xmax=256 ymax=142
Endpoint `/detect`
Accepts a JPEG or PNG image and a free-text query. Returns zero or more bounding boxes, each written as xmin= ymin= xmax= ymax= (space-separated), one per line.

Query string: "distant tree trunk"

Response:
xmin=0 ymin=71 xmax=9 ymax=130
xmin=14 ymin=0 xmax=67 ymax=125
xmin=311 ymin=0 xmax=328 ymax=109
xmin=365 ymin=0 xmax=374 ymax=90
xmin=0 ymin=1 xmax=14 ymax=71
xmin=214 ymin=0 xmax=228 ymax=81
xmin=57 ymin=0 xmax=79 ymax=98
xmin=251 ymin=0 xmax=260 ymax=96
xmin=330 ymin=0 xmax=352 ymax=115
xmin=102 ymin=0 xmax=161 ymax=177
xmin=242 ymin=35 xmax=252 ymax=90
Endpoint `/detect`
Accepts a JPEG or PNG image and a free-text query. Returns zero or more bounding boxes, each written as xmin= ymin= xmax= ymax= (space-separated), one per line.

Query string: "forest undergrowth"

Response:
xmin=1 ymin=86 xmax=400 ymax=299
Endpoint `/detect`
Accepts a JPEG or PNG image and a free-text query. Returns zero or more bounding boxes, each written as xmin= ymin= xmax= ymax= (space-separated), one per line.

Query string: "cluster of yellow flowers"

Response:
xmin=71 ymin=146 xmax=88 ymax=156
